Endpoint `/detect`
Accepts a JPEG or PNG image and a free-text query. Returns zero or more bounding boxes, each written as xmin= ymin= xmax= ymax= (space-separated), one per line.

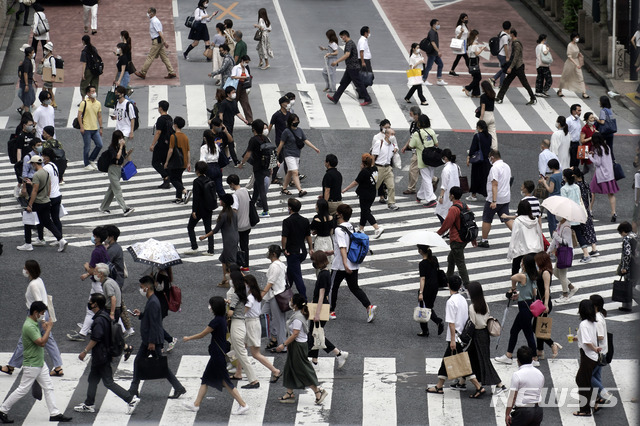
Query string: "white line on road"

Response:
xmin=272 ymin=0 xmax=305 ymax=84
xmin=172 ymin=0 xmax=179 ymax=18
xmin=363 ymin=357 xmax=397 ymax=425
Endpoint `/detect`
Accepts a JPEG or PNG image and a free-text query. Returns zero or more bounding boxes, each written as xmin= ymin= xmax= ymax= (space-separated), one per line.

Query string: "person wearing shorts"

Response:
xmin=478 ymin=149 xmax=512 ymax=248
xmin=276 ymin=114 xmax=320 ymax=198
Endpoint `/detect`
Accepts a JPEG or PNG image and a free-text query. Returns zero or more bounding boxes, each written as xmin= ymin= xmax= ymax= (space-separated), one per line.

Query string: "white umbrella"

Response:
xmin=541 ymin=196 xmax=587 ymax=224
xmin=127 ymin=238 xmax=183 ymax=268
xmin=397 ymin=230 xmax=448 ymax=248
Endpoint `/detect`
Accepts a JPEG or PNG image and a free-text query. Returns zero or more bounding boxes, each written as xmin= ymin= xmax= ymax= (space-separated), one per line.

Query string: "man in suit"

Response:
xmin=281 ymin=198 xmax=313 ymax=299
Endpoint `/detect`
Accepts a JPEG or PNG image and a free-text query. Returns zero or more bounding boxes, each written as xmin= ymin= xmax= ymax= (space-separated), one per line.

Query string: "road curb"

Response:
xmin=0 ymin=9 xmax=17 ymax=80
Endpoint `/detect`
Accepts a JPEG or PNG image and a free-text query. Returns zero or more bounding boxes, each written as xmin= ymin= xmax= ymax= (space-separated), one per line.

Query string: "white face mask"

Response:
xmin=94 ymin=274 xmax=101 ymax=281
xmin=116 ymin=48 xmax=122 ymax=55
xmin=288 ymin=301 xmax=294 ymax=310
xmin=263 ymin=128 xmax=269 ymax=136
xmin=90 ymin=93 xmax=97 ymax=99
xmin=285 ymin=103 xmax=291 ymax=111
xmin=139 ymin=287 xmax=147 ymax=296
xmin=574 ymin=38 xmax=580 ymax=43
xmin=415 ymin=48 xmax=421 ymax=54
xmin=22 ymin=268 xmax=29 ymax=278
xmin=389 ymin=135 xmax=397 ymax=144
xmin=520 ymin=190 xmax=526 ymax=197
xmin=208 ymin=305 xmax=213 ymax=313
xmin=146 ymin=13 xmax=151 ymax=18
xmin=38 ymin=313 xmax=46 ymax=322
xmin=289 ymin=100 xmax=295 ymax=106
xmin=230 ymin=93 xmax=236 ymax=100
xmin=435 ymin=25 xmax=441 ymax=30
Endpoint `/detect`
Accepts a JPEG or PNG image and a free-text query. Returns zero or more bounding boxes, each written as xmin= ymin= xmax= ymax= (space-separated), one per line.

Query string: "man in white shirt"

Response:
xmin=358 ymin=26 xmax=373 ymax=87
xmin=490 ymin=21 xmax=511 ymax=88
xmin=228 ymin=174 xmax=252 ymax=271
xmin=41 ymin=147 xmax=62 ymax=238
xmin=328 ymin=204 xmax=377 ymax=322
xmin=426 ymin=276 xmax=483 ymax=395
xmin=537 ymin=139 xmax=559 ymax=177
xmin=33 ymin=91 xmax=55 ymax=139
xmin=566 ymin=104 xmax=582 ymax=168
xmin=134 ymin=7 xmax=176 ymax=79
xmin=371 ymin=119 xmax=390 ymax=203
xmin=113 ymin=86 xmax=136 ymax=140
xmin=478 ymin=150 xmax=512 ymax=248
xmin=505 ymin=346 xmax=545 ymax=426
xmin=372 ymin=127 xmax=400 ymax=211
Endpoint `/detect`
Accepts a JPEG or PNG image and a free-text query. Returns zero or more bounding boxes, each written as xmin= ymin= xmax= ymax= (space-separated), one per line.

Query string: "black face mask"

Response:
xmin=87 ymin=302 xmax=94 ymax=310
xmin=292 ymin=122 xmax=299 ymax=128
xmin=220 ymin=52 xmax=226 ymax=58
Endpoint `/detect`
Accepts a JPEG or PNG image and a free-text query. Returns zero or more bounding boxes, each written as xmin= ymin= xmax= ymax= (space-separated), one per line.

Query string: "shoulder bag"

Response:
xmin=598 ymin=110 xmax=617 ymax=136
xmin=72 ymin=101 xmax=88 ymax=129
xmin=556 ymin=227 xmax=573 ymax=269
xmin=254 ymin=29 xmax=263 ymax=41
xmin=274 ymin=274 xmax=293 ymax=313
xmin=167 ymin=135 xmax=185 ymax=169
xmin=457 ymin=164 xmax=470 ymax=193
xmin=413 ymin=302 xmax=431 ymax=323
xmin=185 ymin=16 xmax=195 ymax=28
xmin=468 ymin=57 xmax=480 ymax=74
xmin=486 ymin=316 xmax=501 ymax=337
xmin=418 ymin=130 xmax=443 ymax=167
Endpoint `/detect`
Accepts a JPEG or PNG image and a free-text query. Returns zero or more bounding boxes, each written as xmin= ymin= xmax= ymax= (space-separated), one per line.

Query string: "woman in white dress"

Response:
xmin=557 ymin=32 xmax=588 ymax=99
xmin=549 ymin=115 xmax=571 ymax=170
xmin=254 ymin=8 xmax=273 ymax=70
xmin=435 ymin=149 xmax=460 ymax=222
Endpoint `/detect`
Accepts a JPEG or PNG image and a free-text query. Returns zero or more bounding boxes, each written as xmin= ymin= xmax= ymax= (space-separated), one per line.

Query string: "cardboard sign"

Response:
xmin=43 ymin=67 xmax=63 ymax=83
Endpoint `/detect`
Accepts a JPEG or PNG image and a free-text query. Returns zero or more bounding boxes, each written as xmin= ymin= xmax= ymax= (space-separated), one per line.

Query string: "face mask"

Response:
xmin=90 ymin=93 xmax=97 ymax=99
xmin=120 ymin=36 xmax=124 ymax=42
xmin=389 ymin=135 xmax=397 ymax=144
xmin=230 ymin=93 xmax=236 ymax=100
xmin=263 ymin=128 xmax=270 ymax=136
xmin=288 ymin=301 xmax=294 ymax=310
xmin=208 ymin=305 xmax=213 ymax=313
xmin=435 ymin=25 xmax=441 ymax=30
xmin=520 ymin=190 xmax=526 ymax=197
xmin=35 ymin=146 xmax=43 ymax=153
xmin=204 ymin=3 xmax=209 ymax=8
xmin=220 ymin=52 xmax=225 ymax=58
xmin=87 ymin=302 xmax=94 ymax=310
xmin=289 ymin=100 xmax=295 ymax=106
xmin=43 ymin=100 xmax=51 ymax=106
xmin=91 ymin=235 xmax=96 ymax=244
xmin=139 ymin=288 xmax=147 ymax=296
xmin=116 ymin=48 xmax=122 ymax=55
xmin=243 ymin=62 xmax=249 ymax=67
xmin=556 ymin=123 xmax=561 ymax=129
xmin=146 ymin=13 xmax=151 ymax=18
xmin=574 ymin=38 xmax=580 ymax=43
xmin=25 ymin=125 xmax=34 ymax=133
xmin=44 ymin=49 xmax=50 ymax=55
xmin=285 ymin=104 xmax=291 ymax=111
xmin=93 ymin=274 xmax=100 ymax=281
xmin=22 ymin=268 xmax=29 ymax=278
xmin=415 ymin=48 xmax=421 ymax=54
xmin=38 ymin=313 xmax=46 ymax=322
xmin=292 ymin=122 xmax=299 ymax=128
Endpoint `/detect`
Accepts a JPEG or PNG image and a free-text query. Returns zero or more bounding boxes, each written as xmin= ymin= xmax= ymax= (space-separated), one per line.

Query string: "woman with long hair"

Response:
xmin=200 ymin=194 xmax=238 ymax=287
xmin=579 ymin=112 xmax=597 ymax=173
xmin=154 ymin=267 xmax=179 ymax=352
xmin=466 ymin=120 xmax=492 ymax=201
xmin=99 ymin=130 xmax=134 ymax=216
xmin=184 ymin=0 xmax=217 ymax=61
xmin=310 ymin=199 xmax=335 ymax=266
xmin=114 ymin=42 xmax=131 ymax=90
xmin=557 ymin=32 xmax=588 ymax=99
xmin=589 ymin=294 xmax=610 ymax=410
xmin=342 ymin=153 xmax=384 ymax=237
xmin=495 ymin=254 xmax=539 ymax=365
xmin=597 ymin=95 xmax=616 ymax=160
xmin=561 ymin=168 xmax=592 ymax=262
xmin=182 ymin=296 xmax=249 ymax=415
xmin=262 ymin=245 xmax=287 ymax=350
xmin=550 ymin=115 xmax=571 ymax=170
xmin=588 ymin=132 xmax=618 ymax=222
xmin=226 ymin=272 xmax=258 ymax=387
xmin=574 ymin=299 xmax=601 ymax=417
xmin=415 ymin=245 xmax=444 ymax=337
xmin=572 ymin=167 xmax=599 ymax=255
xmin=17 ymin=46 xmax=36 ymax=114
xmin=463 ymin=30 xmax=485 ymax=97
xmin=449 ymin=13 xmax=469 ymax=76
xmin=275 ymin=294 xmax=328 ymax=405
xmin=478 ymin=80 xmax=497 ymax=148
xmin=199 ymin=129 xmax=225 ymax=197
xmin=254 ymin=8 xmax=273 ymax=69
xmin=533 ymin=252 xmax=562 ymax=359
xmin=534 ymin=34 xmax=552 ymax=97
xmin=506 ymin=200 xmax=543 ymax=275
xmin=404 ymin=42 xmax=428 ymax=104
xmin=320 ymin=29 xmax=340 ymax=92
xmin=435 ymin=149 xmax=460 ymax=222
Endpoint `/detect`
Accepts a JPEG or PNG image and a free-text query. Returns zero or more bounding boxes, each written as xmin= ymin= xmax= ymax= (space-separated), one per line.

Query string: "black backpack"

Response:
xmin=125 ymin=101 xmax=140 ymax=131
xmin=8 ymin=134 xmax=18 ymax=164
xmin=203 ymin=178 xmax=219 ymax=211
xmin=97 ymin=149 xmax=112 ymax=172
xmin=99 ymin=312 xmax=125 ymax=358
xmin=453 ymin=203 xmax=478 ymax=243
xmin=85 ymin=47 xmax=104 ymax=76
xmin=419 ymin=37 xmax=434 ymax=55
xmin=259 ymin=137 xmax=277 ymax=170
xmin=52 ymin=56 xmax=64 ymax=69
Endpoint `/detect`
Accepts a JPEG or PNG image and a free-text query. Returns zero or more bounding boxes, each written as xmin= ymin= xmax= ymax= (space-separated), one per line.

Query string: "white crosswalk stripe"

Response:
xmin=1 ymin=83 xmax=634 ymax=133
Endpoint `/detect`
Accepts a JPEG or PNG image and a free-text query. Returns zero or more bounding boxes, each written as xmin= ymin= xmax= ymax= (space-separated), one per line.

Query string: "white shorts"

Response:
xmin=284 ymin=156 xmax=300 ymax=171
xmin=244 ymin=317 xmax=262 ymax=347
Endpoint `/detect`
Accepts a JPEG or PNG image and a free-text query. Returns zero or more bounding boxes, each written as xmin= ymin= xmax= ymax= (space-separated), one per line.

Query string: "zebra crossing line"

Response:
xmin=0 ymin=83 xmax=635 ymax=133
xmin=0 ymin=353 xmax=636 ymax=425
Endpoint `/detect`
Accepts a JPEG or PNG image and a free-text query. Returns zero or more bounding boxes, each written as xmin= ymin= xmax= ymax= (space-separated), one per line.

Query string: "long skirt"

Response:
xmin=468 ymin=328 xmax=502 ymax=386
xmin=201 ymin=352 xmax=234 ymax=391
xmin=282 ymin=341 xmax=319 ymax=389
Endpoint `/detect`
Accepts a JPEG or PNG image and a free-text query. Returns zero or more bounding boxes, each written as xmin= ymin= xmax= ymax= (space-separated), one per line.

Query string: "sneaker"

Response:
xmin=532 ymin=360 xmax=540 ymax=367
xmin=126 ymin=396 xmax=140 ymax=415
xmin=99 ymin=209 xmax=110 ymax=214
xmin=240 ymin=267 xmax=250 ymax=272
xmin=327 ymin=94 xmax=337 ymax=104
xmin=477 ymin=240 xmax=490 ymax=248
xmin=182 ymin=401 xmax=199 ymax=412
xmin=49 ymin=241 xmax=59 ymax=247
xmin=388 ymin=204 xmax=399 ymax=211
xmin=183 ymin=190 xmax=192 ymax=204
xmin=329 ymin=311 xmax=336 ymax=320
xmin=231 ymin=404 xmax=250 ymax=415
xmin=336 ymin=351 xmax=349 ymax=369
xmin=259 ymin=211 xmax=270 ymax=218
xmin=555 ymin=295 xmax=570 ymax=304
xmin=568 ymin=286 xmax=579 ymax=298
xmin=494 ymin=354 xmax=512 ymax=365
xmin=526 ymin=98 xmax=537 ymax=105
xmin=360 ymin=101 xmax=371 ymax=106
xmin=74 ymin=403 xmax=95 ymax=413
xmin=0 ymin=412 xmax=12 ymax=424
xmin=436 ymin=80 xmax=448 ymax=86
xmin=367 ymin=305 xmax=378 ymax=323
xmin=83 ymin=165 xmax=95 ymax=171
xmin=589 ymin=250 xmax=600 ymax=257
xmin=495 ymin=98 xmax=503 ymax=104
xmin=379 ymin=197 xmax=387 ymax=204
xmin=58 ymin=238 xmax=68 ymax=252
xmin=17 ymin=243 xmax=33 ymax=251
xmin=90 ymin=161 xmax=98 ymax=170
xmin=67 ymin=331 xmax=86 ymax=342
xmin=172 ymin=199 xmax=183 ymax=204
xmin=495 ymin=385 xmax=508 ymax=395
xmin=423 ymin=80 xmax=433 ymax=86
xmin=167 ymin=337 xmax=178 ymax=352
xmin=579 ymin=256 xmax=592 ymax=264
xmin=124 ymin=328 xmax=135 ymax=338
xmin=374 ymin=227 xmax=385 ymax=239
xmin=32 ymin=239 xmax=46 ymax=247
xmin=465 ymin=195 xmax=477 ymax=201
xmin=123 ymin=208 xmax=135 ymax=217
xmin=14 ymin=185 xmax=21 ymax=198
xmin=183 ymin=248 xmax=199 ymax=255
xmin=449 ymin=71 xmax=459 ymax=76
xmin=423 ymin=200 xmax=437 ymax=208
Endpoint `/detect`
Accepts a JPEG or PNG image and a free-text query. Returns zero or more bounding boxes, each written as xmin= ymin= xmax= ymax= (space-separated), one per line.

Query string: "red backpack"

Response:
xmin=167 ymin=285 xmax=182 ymax=312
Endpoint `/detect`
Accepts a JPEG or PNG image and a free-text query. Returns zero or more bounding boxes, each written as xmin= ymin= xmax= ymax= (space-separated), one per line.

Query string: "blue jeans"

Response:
xmin=492 ymin=55 xmax=507 ymax=86
xmin=206 ymin=162 xmax=226 ymax=198
xmin=82 ymin=129 xmax=103 ymax=165
xmin=116 ymin=71 xmax=130 ymax=88
xmin=422 ymin=55 xmax=443 ymax=80
xmin=591 ymin=364 xmax=605 ymax=397
xmin=547 ymin=213 xmax=558 ymax=237
xmin=285 ymin=252 xmax=307 ymax=300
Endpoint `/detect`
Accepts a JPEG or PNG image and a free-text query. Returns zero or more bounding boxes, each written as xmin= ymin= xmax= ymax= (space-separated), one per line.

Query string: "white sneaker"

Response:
xmin=568 ymin=286 xmax=579 ymax=298
xmin=58 ymin=238 xmax=68 ymax=252
xmin=32 ymin=239 xmax=46 ymax=247
xmin=532 ymin=360 xmax=540 ymax=367
xmin=465 ymin=195 xmax=477 ymax=201
xmin=374 ymin=227 xmax=385 ymax=239
xmin=167 ymin=337 xmax=178 ymax=352
xmin=182 ymin=401 xmax=199 ymax=412
xmin=17 ymin=243 xmax=33 ymax=251
xmin=49 ymin=241 xmax=59 ymax=247
xmin=14 ymin=185 xmax=21 ymax=198
xmin=337 ymin=351 xmax=349 ymax=369
xmin=494 ymin=354 xmax=512 ymax=365
xmin=231 ymin=404 xmax=250 ymax=415
xmin=126 ymin=396 xmax=140 ymax=415
xmin=437 ymin=80 xmax=448 ymax=86
xmin=579 ymin=256 xmax=592 ymax=264
xmin=367 ymin=305 xmax=378 ymax=323
xmin=73 ymin=403 xmax=95 ymax=413
xmin=84 ymin=165 xmax=95 ymax=171
xmin=98 ymin=209 xmax=110 ymax=214
xmin=601 ymin=389 xmax=612 ymax=400
xmin=90 ymin=161 xmax=98 ymax=170
xmin=555 ymin=296 xmax=570 ymax=304
xmin=423 ymin=80 xmax=433 ymax=86
xmin=183 ymin=249 xmax=199 ymax=255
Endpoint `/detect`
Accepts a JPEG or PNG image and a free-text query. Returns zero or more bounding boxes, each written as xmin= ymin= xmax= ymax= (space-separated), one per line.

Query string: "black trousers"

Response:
xmin=239 ymin=229 xmax=250 ymax=266
xmin=54 ymin=158 xmax=67 ymax=182
xmin=437 ymin=342 xmax=475 ymax=379
xmin=569 ymin=141 xmax=580 ymax=168
xmin=507 ymin=301 xmax=537 ymax=354
xmin=535 ymin=66 xmax=553 ymax=93
xmin=307 ymin=320 xmax=336 ymax=359
xmin=17 ymin=2 xmax=31 ymax=24
xmin=152 ymin=146 xmax=169 ymax=179
xmin=576 ymin=348 xmax=597 ymax=415
xmin=405 ymin=84 xmax=427 ymax=102
xmin=329 ymin=269 xmax=371 ymax=312
xmin=451 ymin=53 xmax=469 ymax=71
xmin=359 ymin=195 xmax=376 ymax=227
xmin=26 ymin=202 xmax=62 ymax=243
xmin=418 ymin=299 xmax=442 ymax=335
xmin=251 ymin=169 xmax=269 ymax=213
xmin=187 ymin=211 xmax=213 ymax=252
xmin=497 ymin=65 xmax=535 ymax=100
xmin=465 ymin=71 xmax=482 ymax=96
xmin=85 ymin=361 xmax=133 ymax=406
xmin=332 ymin=68 xmax=371 ymax=103
xmin=168 ymin=168 xmax=185 ymax=198
xmin=510 ymin=405 xmax=543 ymax=426
xmin=30 ymin=38 xmax=46 ymax=58
xmin=50 ymin=195 xmax=62 ymax=235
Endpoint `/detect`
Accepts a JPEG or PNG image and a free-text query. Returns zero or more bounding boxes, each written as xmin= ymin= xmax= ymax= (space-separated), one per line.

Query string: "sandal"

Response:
xmin=50 ymin=367 xmax=64 ymax=377
xmin=582 ymin=93 xmax=590 ymax=99
xmin=595 ymin=397 xmax=607 ymax=405
xmin=298 ymin=190 xmax=307 ymax=197
xmin=278 ymin=391 xmax=296 ymax=403
xmin=315 ymin=388 xmax=328 ymax=405
xmin=269 ymin=372 xmax=282 ymax=383
xmin=572 ymin=411 xmax=591 ymax=417
xmin=557 ymin=91 xmax=564 ymax=97
xmin=426 ymin=386 xmax=444 ymax=394
xmin=280 ymin=189 xmax=292 ymax=196
xmin=265 ymin=340 xmax=278 ymax=350
xmin=469 ymin=387 xmax=486 ymax=398
xmin=0 ymin=365 xmax=14 ymax=375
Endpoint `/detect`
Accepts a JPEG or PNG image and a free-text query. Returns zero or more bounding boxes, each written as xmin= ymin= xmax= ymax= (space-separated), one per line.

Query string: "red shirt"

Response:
xmin=437 ymin=200 xmax=464 ymax=243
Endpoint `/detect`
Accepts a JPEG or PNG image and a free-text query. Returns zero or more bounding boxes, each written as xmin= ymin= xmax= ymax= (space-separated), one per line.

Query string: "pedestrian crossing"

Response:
xmin=0 ymin=83 xmax=636 ymax=133
xmin=0 ymin=156 xmax=637 ymax=324
xmin=0 ymin=352 xmax=637 ymax=425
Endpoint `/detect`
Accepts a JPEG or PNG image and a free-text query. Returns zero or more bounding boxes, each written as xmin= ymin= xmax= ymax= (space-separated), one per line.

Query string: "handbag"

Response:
xmin=311 ymin=324 xmax=327 ymax=350
xmin=253 ymin=29 xmax=263 ymax=41
xmin=167 ymin=284 xmax=181 ymax=312
xmin=450 ymin=37 xmax=464 ymax=50
xmin=104 ymin=87 xmax=117 ymax=109
xmin=598 ymin=110 xmax=617 ymax=135
xmin=529 ymin=299 xmax=546 ymax=317
xmin=457 ymin=164 xmax=469 ymax=193
xmin=469 ymin=148 xmax=484 ymax=164
xmin=468 ymin=57 xmax=480 ymax=74
xmin=456 ymin=318 xmax=476 ymax=347
xmin=203 ymin=47 xmax=213 ymax=60
xmin=540 ymin=49 xmax=553 ymax=65
xmin=167 ymin=136 xmax=184 ymax=169
xmin=275 ymin=278 xmax=293 ymax=313
xmin=413 ymin=305 xmax=431 ymax=323
xmin=248 ymin=201 xmax=260 ymax=227
xmin=474 ymin=106 xmax=481 ymax=119
xmin=223 ymin=77 xmax=238 ymax=90
xmin=406 ymin=68 xmax=422 ymax=86
xmin=392 ymin=151 xmax=402 ymax=169
xmin=127 ymin=61 xmax=136 ymax=74
xmin=556 ymin=243 xmax=573 ymax=269
xmin=185 ymin=16 xmax=195 ymax=28
xmin=535 ymin=315 xmax=552 ymax=339
xmin=22 ymin=211 xmax=40 ymax=225
xmin=576 ymin=145 xmax=588 ymax=159
xmin=533 ymin=181 xmax=549 ymax=199
xmin=418 ymin=130 xmax=442 ymax=167
xmin=612 ymin=279 xmax=632 ymax=303
xmin=121 ymin=161 xmax=137 ymax=181
xmin=486 ymin=316 xmax=502 ymax=337
xmin=613 ymin=162 xmax=625 ymax=181
xmin=359 ymin=70 xmax=374 ymax=86
xmin=443 ymin=350 xmax=472 ymax=380
xmin=138 ymin=354 xmax=169 ymax=380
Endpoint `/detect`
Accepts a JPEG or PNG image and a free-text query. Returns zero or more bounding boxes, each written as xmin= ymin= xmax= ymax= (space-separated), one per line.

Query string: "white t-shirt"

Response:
xmin=244 ymin=294 xmax=261 ymax=318
xmin=357 ymin=36 xmax=371 ymax=59
xmin=231 ymin=64 xmax=250 ymax=78
xmin=409 ymin=53 xmax=423 ymax=68
xmin=435 ymin=162 xmax=460 ymax=218
xmin=445 ymin=292 xmax=468 ymax=342
xmin=332 ymin=222 xmax=359 ymax=271
xmin=535 ymin=43 xmax=549 ymax=68
xmin=577 ymin=319 xmax=599 ymax=362
xmin=33 ymin=105 xmax=55 ymax=139
xmin=635 ymin=172 xmax=640 ymax=203
xmin=290 ymin=318 xmax=308 ymax=342
xmin=264 ymin=260 xmax=286 ymax=300
xmin=498 ymin=31 xmax=510 ymax=55
xmin=486 ymin=159 xmax=511 ymax=204
xmin=595 ymin=312 xmax=608 ymax=355
xmin=43 ymin=162 xmax=60 ymax=198
xmin=372 ymin=138 xmax=397 ymax=166
xmin=200 ymin=144 xmax=219 ymax=163
xmin=25 ymin=277 xmax=48 ymax=309
xmin=510 ymin=364 xmax=545 ymax=406
xmin=114 ymin=100 xmax=136 ymax=136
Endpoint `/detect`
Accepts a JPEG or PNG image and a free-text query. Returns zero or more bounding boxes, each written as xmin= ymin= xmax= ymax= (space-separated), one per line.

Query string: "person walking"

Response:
xmin=404 ymin=43 xmax=428 ymax=104
xmin=597 ymin=96 xmax=616 ymax=160
xmin=478 ymin=81 xmax=498 ymax=148
xmin=209 ymin=23 xmax=227 ymax=82
xmin=437 ymin=186 xmax=472 ymax=285
xmin=342 ymin=154 xmax=384 ymax=238
xmin=588 ymin=132 xmax=618 ymax=222
xmin=557 ymin=32 xmax=588 ymax=99
xmin=506 ymin=201 xmax=544 ymax=275
xmin=561 ymin=169 xmax=592 ymax=263
xmin=449 ymin=13 xmax=470 ymax=76
xmin=321 ymin=154 xmax=342 ymax=215
xmin=327 ymin=30 xmax=372 ymax=107
xmin=358 ymin=26 xmax=373 ymax=87
xmin=230 ymin=56 xmax=253 ymax=124
xmin=77 ymin=85 xmax=103 ymax=171
xmin=200 ymin=194 xmax=238 ymax=287
xmin=223 ymin=19 xmax=236 ymax=55
xmin=82 ymin=0 xmax=99 ymax=34
xmin=79 ymin=36 xmax=100 ymax=99
xmin=401 ymin=106 xmax=423 ymax=195
xmin=114 ymin=43 xmax=131 ymax=91
xmin=490 ymin=21 xmax=511 ymax=89
xmin=208 ymin=115 xmax=235 ymax=171
xmin=17 ymin=45 xmax=36 ymax=115
xmin=421 ymin=19 xmax=447 ymax=86
xmin=181 ymin=296 xmax=249 ymax=414
xmin=616 ymin=221 xmax=637 ymax=312
xmin=98 ymin=130 xmax=134 ymax=216
xmin=41 ymin=148 xmax=62 ymax=235
xmin=566 ymin=104 xmax=582 ymax=168
xmin=238 ymin=120 xmax=274 ymax=217
xmin=372 ymin=127 xmax=400 ymax=210
xmin=128 ymin=276 xmax=186 ymax=399
xmin=572 ymin=167 xmax=599 ymax=255
xmin=589 ymin=294 xmax=610 ymax=411
xmin=415 ymin=245 xmax=445 ymax=337
xmin=579 ymin=112 xmax=597 ymax=174
xmin=232 ymin=31 xmax=247 ymax=64
xmin=183 ymin=0 xmax=217 ymax=61
xmin=164 ymin=116 xmax=192 ymax=204
xmin=538 ymin=158 xmax=562 ymax=235
xmin=504 ymin=347 xmax=545 ymax=426
xmin=277 ymin=114 xmax=320 ymax=197
xmin=466 ymin=120 xmax=492 ymax=201
xmin=134 ymin=7 xmax=177 ymax=80
xmin=113 ymin=86 xmax=136 ymax=141
xmin=185 ymin=161 xmax=215 ymax=256
xmin=320 ymin=29 xmax=339 ymax=92
xmin=534 ymin=34 xmax=553 ymax=98
xmin=435 ymin=149 xmax=460 ymax=222
xmin=547 ymin=216 xmax=578 ymax=303
xmin=209 ymin=43 xmax=234 ymax=88
xmin=0 ymin=301 xmax=72 ymax=424
xmin=281 ymin=198 xmax=313 ymax=299
xmin=41 ymin=126 xmax=66 ymax=184
xmin=218 ymin=87 xmax=248 ymax=162
xmin=310 ymin=199 xmax=335 ymax=264
xmin=275 ymin=294 xmax=328 ymax=405
xmin=495 ymin=28 xmax=536 ymax=105
xmin=478 ymin=150 xmax=511 ymax=248
xmin=150 ymin=100 xmax=173 ymax=189
xmin=30 ymin=4 xmax=49 ymax=59
xmin=574 ymin=299 xmax=601 ymax=417
xmin=33 ymin=91 xmax=54 ymax=140
xmin=533 ymin=252 xmax=562 ymax=359
xmin=262 ymin=245 xmax=288 ymax=350
xmin=268 ymin=97 xmax=291 ymax=184
xmin=227 ymin=174 xmax=251 ymax=269
xmin=494 ymin=254 xmax=539 ymax=366
xmin=462 ymin=30 xmax=485 ymax=97
xmin=152 ymin=268 xmax=179 ymax=352
xmin=254 ymin=8 xmax=273 ymax=69
xmin=15 ymin=0 xmax=35 ymax=26
xmin=409 ymin=114 xmax=438 ymax=207
xmin=103 ymin=225 xmax=135 ymax=337
xmin=550 ymin=116 xmax=571 ymax=170
xmin=41 ymin=42 xmax=57 ymax=108
xmin=328 ymin=204 xmax=378 ymax=322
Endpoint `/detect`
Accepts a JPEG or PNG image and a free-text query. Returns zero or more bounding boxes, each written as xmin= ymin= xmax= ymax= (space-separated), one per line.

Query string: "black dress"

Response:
xmin=201 ymin=316 xmax=234 ymax=391
xmin=534 ymin=270 xmax=555 ymax=350
xmin=468 ymin=132 xmax=492 ymax=197
xmin=418 ymin=258 xmax=443 ymax=334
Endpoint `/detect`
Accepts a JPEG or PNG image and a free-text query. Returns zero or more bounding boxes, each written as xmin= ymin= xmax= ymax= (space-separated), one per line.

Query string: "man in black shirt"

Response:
xmin=218 ymin=86 xmax=248 ymax=137
xmin=239 ymin=120 xmax=273 ymax=217
xmin=268 ymin=96 xmax=291 ymax=183
xmin=322 ymin=154 xmax=343 ymax=215
xmin=281 ymin=198 xmax=313 ymax=300
xmin=150 ymin=100 xmax=173 ymax=188
xmin=327 ymin=30 xmax=372 ymax=106
xmin=13 ymin=118 xmax=36 ymax=192
xmin=422 ymin=19 xmax=448 ymax=86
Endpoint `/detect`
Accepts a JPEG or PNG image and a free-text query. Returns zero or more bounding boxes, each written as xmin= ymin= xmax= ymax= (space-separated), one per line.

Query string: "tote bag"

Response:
xmin=556 ymin=243 xmax=573 ymax=269
xmin=413 ymin=305 xmax=431 ymax=323
xmin=311 ymin=324 xmax=327 ymax=350
xmin=406 ymin=68 xmax=422 ymax=86
xmin=443 ymin=350 xmax=472 ymax=380
xmin=535 ymin=315 xmax=552 ymax=339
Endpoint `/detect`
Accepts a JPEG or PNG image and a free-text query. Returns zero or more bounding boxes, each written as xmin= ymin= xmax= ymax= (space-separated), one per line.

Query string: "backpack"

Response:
xmin=453 ymin=203 xmax=478 ymax=243
xmin=418 ymin=129 xmax=443 ymax=167
xmin=419 ymin=37 xmax=434 ymax=55
xmin=99 ymin=312 xmax=125 ymax=358
xmin=125 ymin=101 xmax=140 ymax=131
xmin=106 ymin=262 xmax=119 ymax=280
xmin=52 ymin=56 xmax=64 ymax=69
xmin=203 ymin=178 xmax=219 ymax=211
xmin=456 ymin=318 xmax=476 ymax=347
xmin=259 ymin=137 xmax=277 ymax=170
xmin=97 ymin=149 xmax=112 ymax=173
xmin=489 ymin=32 xmax=506 ymax=57
xmin=33 ymin=12 xmax=49 ymax=36
xmin=167 ymin=285 xmax=182 ymax=312
xmin=85 ymin=47 xmax=104 ymax=76
xmin=338 ymin=225 xmax=370 ymax=264
xmin=8 ymin=134 xmax=18 ymax=164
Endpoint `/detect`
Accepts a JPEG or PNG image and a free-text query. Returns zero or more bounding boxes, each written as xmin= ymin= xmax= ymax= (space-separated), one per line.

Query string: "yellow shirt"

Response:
xmin=80 ymin=98 xmax=102 ymax=130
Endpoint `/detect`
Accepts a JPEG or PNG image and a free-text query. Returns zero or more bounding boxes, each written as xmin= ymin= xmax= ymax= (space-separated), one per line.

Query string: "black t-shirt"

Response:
xmin=116 ymin=54 xmax=128 ymax=72
xmin=355 ymin=166 xmax=378 ymax=198
xmin=309 ymin=215 xmax=335 ymax=237
xmin=154 ymin=114 xmax=174 ymax=153
xmin=219 ymin=99 xmax=239 ymax=135
xmin=419 ymin=257 xmax=440 ymax=304
xmin=322 ymin=168 xmax=343 ymax=202
xmin=247 ymin=135 xmax=271 ymax=172
xmin=17 ymin=132 xmax=35 ymax=159
xmin=480 ymin=94 xmax=495 ymax=112
xmin=312 ymin=269 xmax=331 ymax=304
xmin=270 ymin=110 xmax=290 ymax=145
xmin=344 ymin=40 xmax=359 ymax=69
xmin=282 ymin=213 xmax=310 ymax=255
xmin=427 ymin=29 xmax=439 ymax=53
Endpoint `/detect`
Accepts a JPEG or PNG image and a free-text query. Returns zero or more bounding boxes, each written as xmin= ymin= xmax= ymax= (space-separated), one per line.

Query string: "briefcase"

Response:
xmin=138 ymin=355 xmax=169 ymax=380
xmin=443 ymin=350 xmax=472 ymax=380
xmin=535 ymin=316 xmax=552 ymax=340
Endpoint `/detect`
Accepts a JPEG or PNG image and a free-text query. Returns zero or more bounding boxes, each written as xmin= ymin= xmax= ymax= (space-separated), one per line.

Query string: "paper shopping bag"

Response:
xmin=535 ymin=316 xmax=552 ymax=340
xmin=22 ymin=211 xmax=39 ymax=225
xmin=443 ymin=350 xmax=472 ymax=380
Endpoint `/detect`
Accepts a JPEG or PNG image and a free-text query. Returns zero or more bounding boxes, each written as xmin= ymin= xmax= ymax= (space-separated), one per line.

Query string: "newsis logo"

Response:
xmin=490 ymin=387 xmax=619 ymax=408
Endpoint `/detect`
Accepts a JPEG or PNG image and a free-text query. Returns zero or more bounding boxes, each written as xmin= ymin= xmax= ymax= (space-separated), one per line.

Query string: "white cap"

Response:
xmin=29 ymin=155 xmax=43 ymax=164
xmin=19 ymin=43 xmax=31 ymax=52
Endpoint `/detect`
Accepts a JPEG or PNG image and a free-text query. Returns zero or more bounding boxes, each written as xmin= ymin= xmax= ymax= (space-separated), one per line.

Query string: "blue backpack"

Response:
xmin=338 ymin=225 xmax=369 ymax=264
